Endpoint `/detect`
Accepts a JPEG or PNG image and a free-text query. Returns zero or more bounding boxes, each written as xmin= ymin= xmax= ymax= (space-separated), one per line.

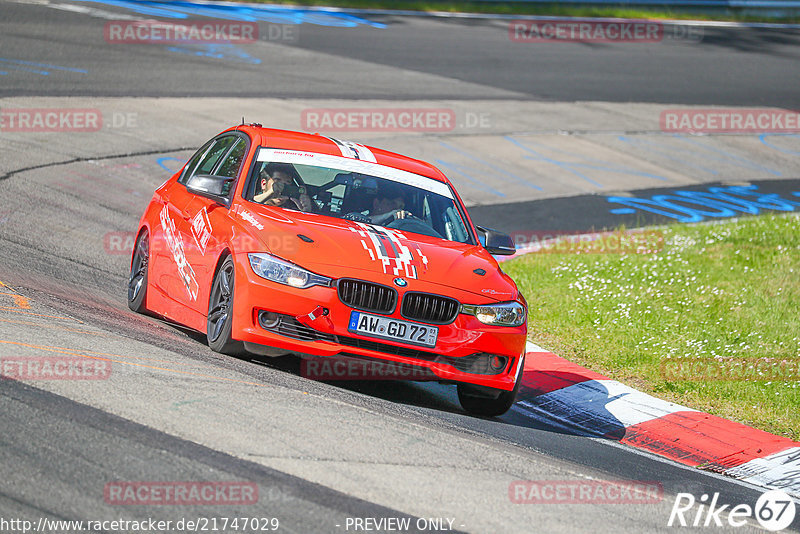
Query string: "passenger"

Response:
xmin=255 ymin=163 xmax=314 ymax=212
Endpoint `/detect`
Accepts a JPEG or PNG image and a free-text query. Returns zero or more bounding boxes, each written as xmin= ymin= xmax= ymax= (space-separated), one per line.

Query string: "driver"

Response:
xmin=369 ymin=182 xmax=411 ymax=225
xmin=254 ymin=163 xmax=314 ymax=212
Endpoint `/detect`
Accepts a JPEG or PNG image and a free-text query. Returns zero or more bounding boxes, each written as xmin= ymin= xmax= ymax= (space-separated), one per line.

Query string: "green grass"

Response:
xmin=232 ymin=0 xmax=800 ymax=23
xmin=504 ymin=213 xmax=800 ymax=440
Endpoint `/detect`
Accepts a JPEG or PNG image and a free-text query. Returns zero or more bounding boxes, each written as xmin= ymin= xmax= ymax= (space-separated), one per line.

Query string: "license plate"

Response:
xmin=348 ymin=311 xmax=438 ymax=348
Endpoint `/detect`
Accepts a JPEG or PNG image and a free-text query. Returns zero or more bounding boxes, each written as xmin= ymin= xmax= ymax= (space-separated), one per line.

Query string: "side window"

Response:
xmin=179 ymin=140 xmax=214 ymax=184
xmin=180 ymin=136 xmax=237 ymax=186
xmin=195 ymin=136 xmax=237 ymax=176
xmin=216 ymin=138 xmax=246 ymax=179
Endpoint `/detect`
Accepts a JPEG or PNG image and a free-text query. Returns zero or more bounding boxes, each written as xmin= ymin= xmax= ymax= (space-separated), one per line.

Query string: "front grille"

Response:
xmin=337 ymin=279 xmax=397 ymax=314
xmin=401 ymin=292 xmax=460 ymax=324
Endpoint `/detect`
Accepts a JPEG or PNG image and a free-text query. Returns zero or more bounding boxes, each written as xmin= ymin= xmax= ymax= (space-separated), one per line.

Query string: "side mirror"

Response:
xmin=186 ymin=174 xmax=234 ymax=206
xmin=476 ymin=226 xmax=516 ymax=256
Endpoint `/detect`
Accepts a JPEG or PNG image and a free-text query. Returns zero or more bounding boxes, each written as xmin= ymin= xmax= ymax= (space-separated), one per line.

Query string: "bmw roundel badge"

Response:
xmin=393 ymin=278 xmax=408 ymax=287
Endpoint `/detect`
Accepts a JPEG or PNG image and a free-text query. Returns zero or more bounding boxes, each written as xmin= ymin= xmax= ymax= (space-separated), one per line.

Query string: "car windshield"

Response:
xmin=246 ymin=147 xmax=474 ymax=244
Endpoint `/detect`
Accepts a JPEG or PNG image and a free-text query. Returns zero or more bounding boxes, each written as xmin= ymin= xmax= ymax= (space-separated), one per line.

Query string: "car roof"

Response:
xmin=227 ymin=125 xmax=450 ymax=184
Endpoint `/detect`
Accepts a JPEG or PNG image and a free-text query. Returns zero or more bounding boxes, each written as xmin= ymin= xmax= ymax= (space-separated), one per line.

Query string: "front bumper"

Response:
xmin=231 ymin=253 xmax=527 ymax=391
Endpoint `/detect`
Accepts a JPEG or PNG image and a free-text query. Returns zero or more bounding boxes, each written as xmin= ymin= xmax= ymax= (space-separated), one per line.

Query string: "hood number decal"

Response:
xmin=350 ymin=223 xmax=427 ymax=279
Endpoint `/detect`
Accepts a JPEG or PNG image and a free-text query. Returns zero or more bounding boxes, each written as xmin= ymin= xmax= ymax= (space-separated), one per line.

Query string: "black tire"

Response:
xmin=127 ymin=229 xmax=149 ymax=313
xmin=207 ymin=256 xmax=244 ymax=355
xmin=457 ymin=355 xmax=525 ymax=417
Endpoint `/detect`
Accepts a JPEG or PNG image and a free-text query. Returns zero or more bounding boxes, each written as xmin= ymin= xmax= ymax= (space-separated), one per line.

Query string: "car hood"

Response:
xmin=233 ymin=205 xmax=519 ymax=303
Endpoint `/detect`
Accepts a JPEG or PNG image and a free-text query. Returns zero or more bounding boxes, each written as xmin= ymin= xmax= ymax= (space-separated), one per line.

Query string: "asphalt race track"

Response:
xmin=1 ymin=1 xmax=799 ymax=532
xmin=2 ymin=0 xmax=800 ymax=105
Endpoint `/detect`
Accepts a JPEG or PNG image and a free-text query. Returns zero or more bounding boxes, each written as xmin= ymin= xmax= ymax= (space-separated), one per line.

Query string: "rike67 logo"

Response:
xmin=668 ymin=490 xmax=796 ymax=531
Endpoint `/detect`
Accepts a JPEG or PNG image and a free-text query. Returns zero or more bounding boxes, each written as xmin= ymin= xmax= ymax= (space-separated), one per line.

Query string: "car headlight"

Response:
xmin=461 ymin=301 xmax=526 ymax=327
xmin=248 ymin=253 xmax=331 ymax=289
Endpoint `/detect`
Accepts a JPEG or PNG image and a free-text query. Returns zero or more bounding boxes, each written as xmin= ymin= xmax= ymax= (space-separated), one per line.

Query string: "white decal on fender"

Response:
xmin=160 ymin=205 xmax=199 ymax=301
xmin=190 ymin=207 xmax=213 ymax=255
xmin=240 ymin=210 xmax=264 ymax=230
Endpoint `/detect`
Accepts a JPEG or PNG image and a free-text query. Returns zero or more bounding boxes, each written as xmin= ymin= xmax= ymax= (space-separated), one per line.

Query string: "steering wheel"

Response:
xmin=343 ymin=212 xmax=371 ymax=223
xmin=386 ymin=216 xmax=443 ymax=239
xmin=372 ymin=209 xmax=423 ymax=225
xmin=393 ymin=210 xmax=423 ymax=221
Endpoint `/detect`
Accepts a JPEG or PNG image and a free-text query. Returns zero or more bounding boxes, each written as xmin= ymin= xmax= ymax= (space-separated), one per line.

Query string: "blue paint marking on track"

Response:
xmin=607 ymin=184 xmax=800 ymax=223
xmin=504 ymin=136 xmax=605 ymax=188
xmin=434 ymin=159 xmax=506 ymax=198
xmin=76 ymin=0 xmax=385 ymax=27
xmin=505 ymin=136 xmax=667 ymax=188
xmin=759 ymin=133 xmax=800 ymax=156
xmin=81 ymin=0 xmax=185 ymax=18
xmin=1 ymin=64 xmax=51 ymax=75
xmin=439 ymin=141 xmax=543 ymax=191
xmin=673 ymin=135 xmax=782 ymax=176
xmin=157 ymin=157 xmax=184 ymax=172
xmin=616 ymin=135 xmax=721 ymax=177
xmin=166 ymin=44 xmax=261 ymax=64
xmin=0 ymin=58 xmax=87 ymax=76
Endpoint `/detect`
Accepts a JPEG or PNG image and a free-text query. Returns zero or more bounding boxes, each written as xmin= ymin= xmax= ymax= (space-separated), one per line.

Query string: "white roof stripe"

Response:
xmin=325 ymin=137 xmax=378 ymax=163
xmin=351 ymin=143 xmax=377 ymax=163
xmin=324 ymin=137 xmax=352 ymax=158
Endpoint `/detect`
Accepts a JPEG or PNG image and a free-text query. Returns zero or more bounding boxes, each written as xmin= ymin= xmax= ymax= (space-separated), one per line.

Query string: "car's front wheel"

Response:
xmin=128 ymin=229 xmax=149 ymax=313
xmin=207 ymin=256 xmax=243 ymax=355
xmin=457 ymin=355 xmax=525 ymax=417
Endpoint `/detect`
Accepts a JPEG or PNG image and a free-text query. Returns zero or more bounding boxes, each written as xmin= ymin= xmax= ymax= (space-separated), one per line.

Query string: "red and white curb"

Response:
xmin=516 ymin=342 xmax=800 ymax=498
